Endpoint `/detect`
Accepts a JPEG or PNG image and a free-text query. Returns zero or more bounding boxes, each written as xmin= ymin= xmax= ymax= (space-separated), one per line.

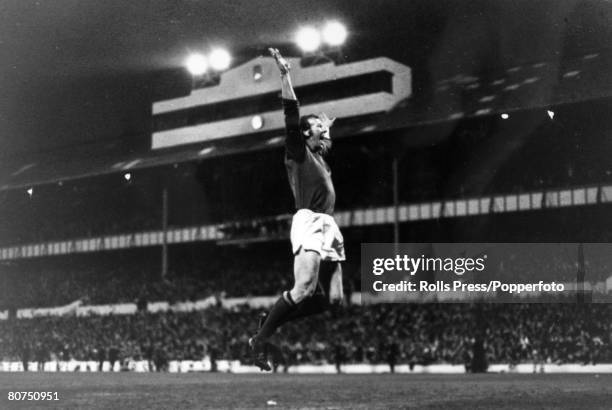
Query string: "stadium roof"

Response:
xmin=1 ymin=50 xmax=612 ymax=190
xmin=2 ymin=0 xmax=612 ymax=189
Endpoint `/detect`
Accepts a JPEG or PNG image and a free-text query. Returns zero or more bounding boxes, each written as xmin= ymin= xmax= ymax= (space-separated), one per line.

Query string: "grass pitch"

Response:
xmin=0 ymin=372 xmax=610 ymax=409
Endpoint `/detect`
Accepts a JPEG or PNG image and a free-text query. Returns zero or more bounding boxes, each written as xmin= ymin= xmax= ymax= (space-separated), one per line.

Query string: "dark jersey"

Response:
xmin=283 ymin=99 xmax=336 ymax=215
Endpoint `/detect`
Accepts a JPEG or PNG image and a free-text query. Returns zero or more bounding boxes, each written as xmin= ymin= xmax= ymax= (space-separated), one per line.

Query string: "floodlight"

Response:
xmin=296 ymin=26 xmax=321 ymax=52
xmin=185 ymin=53 xmax=208 ymax=76
xmin=322 ymin=21 xmax=347 ymax=46
xmin=209 ymin=48 xmax=231 ymax=71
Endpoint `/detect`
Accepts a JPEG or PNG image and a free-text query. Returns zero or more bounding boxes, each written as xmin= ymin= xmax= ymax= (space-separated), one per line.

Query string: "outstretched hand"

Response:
xmin=319 ymin=112 xmax=336 ymax=129
xmin=268 ymin=48 xmax=291 ymax=75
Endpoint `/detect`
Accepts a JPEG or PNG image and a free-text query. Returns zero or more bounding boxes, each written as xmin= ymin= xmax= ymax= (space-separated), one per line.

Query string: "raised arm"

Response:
xmin=269 ymin=48 xmax=304 ymax=161
xmin=269 ymin=48 xmax=297 ymax=100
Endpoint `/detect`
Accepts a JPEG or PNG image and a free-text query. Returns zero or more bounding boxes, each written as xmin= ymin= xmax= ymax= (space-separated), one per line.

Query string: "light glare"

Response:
xmin=547 ymin=110 xmax=555 ymax=120
xmin=251 ymin=115 xmax=264 ymax=130
xmin=124 ymin=173 xmax=131 ymax=181
xmin=296 ymin=27 xmax=321 ymax=52
xmin=501 ymin=113 xmax=509 ymax=119
xmin=185 ymin=53 xmax=208 ymax=75
xmin=322 ymin=21 xmax=347 ymax=46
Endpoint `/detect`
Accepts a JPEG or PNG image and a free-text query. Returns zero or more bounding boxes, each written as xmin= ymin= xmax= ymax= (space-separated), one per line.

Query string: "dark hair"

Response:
xmin=299 ymin=114 xmax=319 ymax=137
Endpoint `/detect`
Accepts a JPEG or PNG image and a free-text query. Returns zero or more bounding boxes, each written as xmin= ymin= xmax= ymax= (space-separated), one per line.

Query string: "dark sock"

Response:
xmin=278 ymin=294 xmax=329 ymax=326
xmin=256 ymin=291 xmax=296 ymax=340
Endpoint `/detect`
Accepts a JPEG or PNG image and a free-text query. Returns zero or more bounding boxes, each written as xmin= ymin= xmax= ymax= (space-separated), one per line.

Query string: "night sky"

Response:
xmin=1 ymin=0 xmax=611 ymax=157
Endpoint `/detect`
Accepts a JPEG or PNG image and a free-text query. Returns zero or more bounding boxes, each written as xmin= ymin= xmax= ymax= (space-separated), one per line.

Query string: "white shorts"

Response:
xmin=290 ymin=209 xmax=346 ymax=262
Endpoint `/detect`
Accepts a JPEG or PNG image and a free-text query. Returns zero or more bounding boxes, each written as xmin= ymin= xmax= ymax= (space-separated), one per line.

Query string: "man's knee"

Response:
xmin=290 ymin=275 xmax=317 ymax=303
xmin=291 ymin=249 xmax=320 ymax=303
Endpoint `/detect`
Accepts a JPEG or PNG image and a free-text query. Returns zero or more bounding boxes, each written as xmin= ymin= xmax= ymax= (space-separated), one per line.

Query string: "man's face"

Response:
xmin=305 ymin=117 xmax=332 ymax=155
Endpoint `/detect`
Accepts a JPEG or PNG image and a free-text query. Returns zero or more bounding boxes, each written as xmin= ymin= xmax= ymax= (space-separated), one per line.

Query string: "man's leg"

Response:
xmin=325 ymin=262 xmax=344 ymax=305
xmin=255 ymin=249 xmax=320 ymax=340
xmin=277 ymin=261 xmax=343 ymax=326
xmin=249 ymin=249 xmax=320 ymax=370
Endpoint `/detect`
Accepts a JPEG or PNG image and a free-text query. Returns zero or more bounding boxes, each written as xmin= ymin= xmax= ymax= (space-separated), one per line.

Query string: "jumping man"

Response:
xmin=248 ymin=48 xmax=346 ymax=371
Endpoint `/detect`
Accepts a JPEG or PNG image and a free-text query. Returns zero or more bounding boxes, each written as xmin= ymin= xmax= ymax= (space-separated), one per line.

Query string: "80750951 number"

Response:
xmin=7 ymin=392 xmax=59 ymax=401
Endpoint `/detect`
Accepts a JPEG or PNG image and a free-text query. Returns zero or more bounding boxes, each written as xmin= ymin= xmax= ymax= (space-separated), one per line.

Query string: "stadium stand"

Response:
xmin=1 ymin=304 xmax=610 ymax=367
xmin=2 ymin=234 xmax=611 ymax=311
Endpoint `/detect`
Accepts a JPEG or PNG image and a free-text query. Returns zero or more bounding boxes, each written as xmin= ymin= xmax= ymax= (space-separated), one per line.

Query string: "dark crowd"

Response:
xmin=1 ymin=303 xmax=610 ymax=370
xmin=4 ymin=239 xmax=611 ymax=311
xmin=1 ymin=245 xmax=362 ymax=310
